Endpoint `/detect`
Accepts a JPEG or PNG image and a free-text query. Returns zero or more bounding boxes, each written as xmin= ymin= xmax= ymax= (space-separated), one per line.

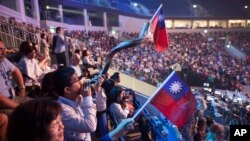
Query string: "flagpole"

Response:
xmin=150 ymin=4 xmax=163 ymax=24
xmin=148 ymin=4 xmax=163 ymax=37
xmin=131 ymin=71 xmax=176 ymax=121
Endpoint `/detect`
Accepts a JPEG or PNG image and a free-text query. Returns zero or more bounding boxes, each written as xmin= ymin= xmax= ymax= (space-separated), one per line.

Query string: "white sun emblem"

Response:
xmin=169 ymin=81 xmax=182 ymax=94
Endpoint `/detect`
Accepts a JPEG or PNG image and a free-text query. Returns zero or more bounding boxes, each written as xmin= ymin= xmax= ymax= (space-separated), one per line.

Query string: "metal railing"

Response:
xmin=0 ymin=30 xmax=24 ymax=48
xmin=0 ymin=19 xmax=39 ymax=48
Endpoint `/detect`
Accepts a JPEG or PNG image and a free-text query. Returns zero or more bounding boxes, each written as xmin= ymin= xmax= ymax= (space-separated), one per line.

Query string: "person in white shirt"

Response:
xmin=108 ymin=86 xmax=152 ymax=140
xmin=53 ymin=67 xmax=97 ymax=141
xmin=95 ymin=75 xmax=109 ymax=137
xmin=70 ymin=53 xmax=82 ymax=77
xmin=108 ymin=86 xmax=130 ymax=124
xmin=82 ymin=50 xmax=99 ymax=76
xmin=70 ymin=53 xmax=89 ymax=84
xmin=18 ymin=43 xmax=43 ymax=86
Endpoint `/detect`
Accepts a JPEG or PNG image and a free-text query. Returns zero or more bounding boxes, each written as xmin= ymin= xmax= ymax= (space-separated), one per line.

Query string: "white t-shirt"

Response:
xmin=18 ymin=57 xmax=43 ymax=86
xmin=0 ymin=58 xmax=16 ymax=97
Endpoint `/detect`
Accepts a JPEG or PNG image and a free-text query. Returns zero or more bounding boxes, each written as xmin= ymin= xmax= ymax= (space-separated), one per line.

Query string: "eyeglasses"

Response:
xmin=66 ymin=78 xmax=80 ymax=86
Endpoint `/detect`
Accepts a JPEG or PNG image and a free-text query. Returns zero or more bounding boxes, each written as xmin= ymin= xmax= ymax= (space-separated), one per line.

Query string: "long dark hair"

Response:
xmin=7 ymin=99 xmax=62 ymax=141
xmin=19 ymin=40 xmax=33 ymax=56
xmin=109 ymin=86 xmax=123 ymax=104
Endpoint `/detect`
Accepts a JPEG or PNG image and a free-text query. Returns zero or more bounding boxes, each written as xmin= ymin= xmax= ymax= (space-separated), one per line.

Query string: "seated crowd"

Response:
xmin=62 ymin=30 xmax=250 ymax=92
xmin=0 ymin=38 xmax=139 ymax=141
xmin=111 ymin=32 xmax=250 ymax=91
xmin=2 ymin=17 xmax=249 ymax=91
xmin=0 ymin=16 xmax=53 ymax=46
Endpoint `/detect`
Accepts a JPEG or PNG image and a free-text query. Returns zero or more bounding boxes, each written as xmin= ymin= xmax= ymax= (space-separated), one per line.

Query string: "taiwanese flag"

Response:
xmin=151 ymin=7 xmax=169 ymax=52
xmin=151 ymin=71 xmax=197 ymax=128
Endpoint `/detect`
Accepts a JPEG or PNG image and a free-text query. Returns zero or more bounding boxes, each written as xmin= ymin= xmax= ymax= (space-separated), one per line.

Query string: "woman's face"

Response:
xmin=48 ymin=115 xmax=64 ymax=141
xmin=117 ymin=90 xmax=126 ymax=103
xmin=27 ymin=49 xmax=36 ymax=59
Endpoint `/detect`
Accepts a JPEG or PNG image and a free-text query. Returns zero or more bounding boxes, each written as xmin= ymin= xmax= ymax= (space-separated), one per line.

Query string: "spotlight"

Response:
xmin=133 ymin=3 xmax=138 ymax=7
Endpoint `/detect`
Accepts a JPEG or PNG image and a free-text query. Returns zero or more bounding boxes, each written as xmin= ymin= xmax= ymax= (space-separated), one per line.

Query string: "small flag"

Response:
xmin=151 ymin=72 xmax=197 ymax=128
xmin=151 ymin=7 xmax=169 ymax=52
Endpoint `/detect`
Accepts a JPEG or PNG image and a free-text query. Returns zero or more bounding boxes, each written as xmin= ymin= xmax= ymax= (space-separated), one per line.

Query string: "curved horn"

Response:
xmin=89 ymin=22 xmax=150 ymax=83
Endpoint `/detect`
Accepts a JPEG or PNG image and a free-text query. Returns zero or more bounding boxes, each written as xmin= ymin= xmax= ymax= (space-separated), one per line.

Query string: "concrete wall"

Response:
xmin=0 ymin=5 xmax=23 ymax=22
xmin=108 ymin=69 xmax=157 ymax=97
xmin=119 ymin=15 xmax=148 ymax=32
xmin=0 ymin=4 xmax=40 ymax=26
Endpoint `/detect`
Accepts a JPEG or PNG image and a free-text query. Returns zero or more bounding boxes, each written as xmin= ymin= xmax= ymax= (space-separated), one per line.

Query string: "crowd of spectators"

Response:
xmin=65 ymin=30 xmax=118 ymax=53
xmin=227 ymin=32 xmax=250 ymax=54
xmin=1 ymin=16 xmax=250 ymax=92
xmin=0 ymin=18 xmax=158 ymax=140
xmin=109 ymin=32 xmax=250 ymax=91
xmin=187 ymin=88 xmax=250 ymax=141
xmin=0 ymin=16 xmax=53 ymax=46
xmin=2 ymin=17 xmax=249 ymax=93
xmin=0 ymin=38 xmax=139 ymax=141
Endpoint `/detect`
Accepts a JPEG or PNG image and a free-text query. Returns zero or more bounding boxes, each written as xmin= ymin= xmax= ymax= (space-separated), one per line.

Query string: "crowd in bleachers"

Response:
xmin=0 ymin=36 xmax=143 ymax=141
xmin=187 ymin=88 xmax=250 ymax=141
xmin=65 ymin=30 xmax=118 ymax=53
xmin=228 ymin=32 xmax=250 ymax=54
xmin=110 ymin=32 xmax=250 ymax=90
xmin=0 ymin=19 xmax=158 ymax=140
xmin=0 ymin=16 xmax=52 ymax=46
xmin=1 ymin=16 xmax=250 ymax=141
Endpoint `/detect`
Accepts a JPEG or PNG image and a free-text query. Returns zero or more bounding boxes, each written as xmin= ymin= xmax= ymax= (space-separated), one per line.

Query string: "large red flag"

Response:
xmin=150 ymin=72 xmax=197 ymax=128
xmin=151 ymin=7 xmax=169 ymax=52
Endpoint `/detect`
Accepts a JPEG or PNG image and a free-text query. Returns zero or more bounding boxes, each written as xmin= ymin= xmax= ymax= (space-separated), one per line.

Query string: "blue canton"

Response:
xmin=162 ymin=72 xmax=190 ymax=101
xmin=158 ymin=9 xmax=166 ymax=29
